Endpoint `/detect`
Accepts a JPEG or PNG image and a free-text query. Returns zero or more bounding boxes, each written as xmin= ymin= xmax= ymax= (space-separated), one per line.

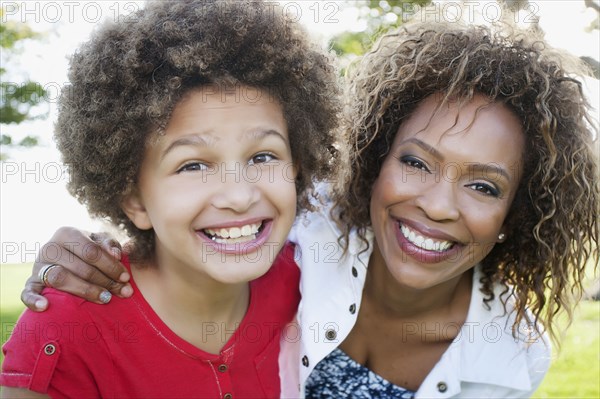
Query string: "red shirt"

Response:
xmin=1 ymin=243 xmax=300 ymax=398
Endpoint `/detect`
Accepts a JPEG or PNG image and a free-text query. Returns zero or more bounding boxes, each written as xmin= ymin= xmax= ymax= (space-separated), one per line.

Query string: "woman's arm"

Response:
xmin=21 ymin=227 xmax=133 ymax=311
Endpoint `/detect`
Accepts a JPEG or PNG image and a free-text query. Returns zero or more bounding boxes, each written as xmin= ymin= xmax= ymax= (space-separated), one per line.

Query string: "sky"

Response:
xmin=1 ymin=0 xmax=599 ymax=264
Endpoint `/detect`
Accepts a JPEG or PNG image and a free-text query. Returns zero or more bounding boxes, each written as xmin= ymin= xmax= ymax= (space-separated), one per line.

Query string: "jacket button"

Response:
xmin=437 ymin=381 xmax=448 ymax=393
xmin=352 ymin=266 xmax=358 ymax=277
xmin=223 ymin=394 xmax=232 ymax=399
xmin=218 ymin=364 xmax=228 ymax=373
xmin=44 ymin=344 xmax=56 ymax=355
xmin=349 ymin=304 xmax=356 ymax=314
xmin=325 ymin=329 xmax=337 ymax=340
xmin=302 ymin=355 xmax=309 ymax=367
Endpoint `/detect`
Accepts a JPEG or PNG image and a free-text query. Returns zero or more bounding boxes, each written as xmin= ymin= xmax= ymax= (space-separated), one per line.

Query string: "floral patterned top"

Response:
xmin=305 ymin=348 xmax=416 ymax=399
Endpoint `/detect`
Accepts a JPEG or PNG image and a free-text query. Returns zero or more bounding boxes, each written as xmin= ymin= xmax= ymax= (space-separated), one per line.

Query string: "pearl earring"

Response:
xmin=498 ymin=233 xmax=506 ymax=241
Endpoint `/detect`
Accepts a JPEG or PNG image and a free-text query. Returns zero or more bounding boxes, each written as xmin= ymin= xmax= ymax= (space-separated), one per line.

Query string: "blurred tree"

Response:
xmin=584 ymin=0 xmax=599 ymax=31
xmin=1 ymin=5 xmax=47 ymax=159
xmin=329 ymin=0 xmax=431 ymax=60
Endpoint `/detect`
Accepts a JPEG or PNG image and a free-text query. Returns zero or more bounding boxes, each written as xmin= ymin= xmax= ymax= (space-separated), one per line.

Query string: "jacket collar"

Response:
xmin=457 ymin=266 xmax=533 ymax=389
xmin=416 ymin=266 xmax=543 ymax=397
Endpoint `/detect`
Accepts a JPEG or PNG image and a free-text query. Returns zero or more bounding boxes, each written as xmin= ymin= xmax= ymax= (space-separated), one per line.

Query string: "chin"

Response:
xmin=214 ymin=262 xmax=273 ymax=285
xmin=389 ymin=267 xmax=442 ymax=290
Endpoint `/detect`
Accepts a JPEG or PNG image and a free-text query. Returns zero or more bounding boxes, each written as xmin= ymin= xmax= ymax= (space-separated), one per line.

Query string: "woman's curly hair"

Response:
xmin=334 ymin=20 xmax=599 ymax=346
xmin=55 ymin=0 xmax=341 ymax=261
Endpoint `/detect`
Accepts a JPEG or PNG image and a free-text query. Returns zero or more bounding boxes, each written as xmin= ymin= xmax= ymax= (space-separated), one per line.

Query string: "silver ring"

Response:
xmin=38 ymin=264 xmax=60 ymax=287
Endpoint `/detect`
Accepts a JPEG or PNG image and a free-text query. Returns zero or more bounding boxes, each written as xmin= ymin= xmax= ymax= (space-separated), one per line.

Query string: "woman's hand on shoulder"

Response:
xmin=21 ymin=226 xmax=133 ymax=312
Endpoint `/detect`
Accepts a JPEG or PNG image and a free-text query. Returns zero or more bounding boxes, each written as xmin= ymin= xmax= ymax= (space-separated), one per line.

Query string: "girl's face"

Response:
xmin=370 ymin=93 xmax=524 ymax=290
xmin=123 ymin=85 xmax=297 ymax=285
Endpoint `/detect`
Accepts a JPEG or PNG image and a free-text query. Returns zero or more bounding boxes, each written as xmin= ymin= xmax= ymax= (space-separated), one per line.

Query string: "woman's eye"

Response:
xmin=249 ymin=153 xmax=275 ymax=165
xmin=401 ymin=156 xmax=429 ymax=172
xmin=176 ymin=162 xmax=208 ymax=173
xmin=467 ymin=182 xmax=500 ymax=197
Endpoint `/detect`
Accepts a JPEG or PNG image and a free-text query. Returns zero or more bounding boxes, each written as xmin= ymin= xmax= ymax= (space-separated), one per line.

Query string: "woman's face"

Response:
xmin=369 ymin=93 xmax=525 ymax=290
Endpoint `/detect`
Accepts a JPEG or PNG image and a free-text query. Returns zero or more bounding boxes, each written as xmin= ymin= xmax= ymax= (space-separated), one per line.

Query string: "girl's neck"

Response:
xmin=365 ymin=243 xmax=472 ymax=321
xmin=130 ymin=251 xmax=250 ymax=353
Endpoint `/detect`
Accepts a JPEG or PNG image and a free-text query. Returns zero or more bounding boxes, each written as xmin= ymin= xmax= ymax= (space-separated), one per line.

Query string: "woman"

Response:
xmin=17 ymin=20 xmax=599 ymax=398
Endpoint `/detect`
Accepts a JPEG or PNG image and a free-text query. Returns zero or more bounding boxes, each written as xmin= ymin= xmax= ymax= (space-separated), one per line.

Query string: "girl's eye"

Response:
xmin=176 ymin=162 xmax=208 ymax=173
xmin=400 ymin=156 xmax=430 ymax=172
xmin=467 ymin=182 xmax=500 ymax=197
xmin=249 ymin=153 xmax=275 ymax=165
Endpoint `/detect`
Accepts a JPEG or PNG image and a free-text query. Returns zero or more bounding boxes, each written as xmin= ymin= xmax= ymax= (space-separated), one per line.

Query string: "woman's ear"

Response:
xmin=121 ymin=190 xmax=152 ymax=230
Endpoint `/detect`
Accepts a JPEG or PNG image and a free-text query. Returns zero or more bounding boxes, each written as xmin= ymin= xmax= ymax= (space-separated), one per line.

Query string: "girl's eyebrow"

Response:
xmin=243 ymin=128 xmax=289 ymax=144
xmin=161 ymin=134 xmax=211 ymax=160
xmin=161 ymin=129 xmax=288 ymax=160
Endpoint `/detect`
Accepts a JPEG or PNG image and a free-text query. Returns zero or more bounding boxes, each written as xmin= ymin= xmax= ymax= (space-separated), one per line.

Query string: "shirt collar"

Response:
xmin=454 ymin=266 xmax=534 ymax=390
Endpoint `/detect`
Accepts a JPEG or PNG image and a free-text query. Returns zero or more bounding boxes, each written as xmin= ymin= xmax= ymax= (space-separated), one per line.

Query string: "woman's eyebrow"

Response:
xmin=400 ymin=137 xmax=444 ymax=160
xmin=400 ymin=137 xmax=512 ymax=181
xmin=465 ymin=162 xmax=511 ymax=182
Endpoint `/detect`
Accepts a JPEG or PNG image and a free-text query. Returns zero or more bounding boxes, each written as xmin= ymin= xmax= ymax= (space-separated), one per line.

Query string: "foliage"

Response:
xmin=329 ymin=0 xmax=431 ymax=58
xmin=0 ymin=5 xmax=47 ymax=158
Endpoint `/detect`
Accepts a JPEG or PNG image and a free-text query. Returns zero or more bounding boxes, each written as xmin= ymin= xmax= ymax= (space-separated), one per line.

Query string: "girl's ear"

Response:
xmin=121 ymin=190 xmax=152 ymax=230
xmin=292 ymin=160 xmax=299 ymax=181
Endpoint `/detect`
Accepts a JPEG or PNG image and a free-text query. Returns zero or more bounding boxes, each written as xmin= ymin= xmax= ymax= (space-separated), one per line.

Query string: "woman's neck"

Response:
xmin=364 ymin=243 xmax=473 ymax=321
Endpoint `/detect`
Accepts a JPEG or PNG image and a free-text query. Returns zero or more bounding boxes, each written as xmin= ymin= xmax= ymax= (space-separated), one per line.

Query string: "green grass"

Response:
xmin=0 ymin=263 xmax=599 ymax=397
xmin=1 ymin=263 xmax=31 ymax=364
xmin=534 ymin=301 xmax=600 ymax=398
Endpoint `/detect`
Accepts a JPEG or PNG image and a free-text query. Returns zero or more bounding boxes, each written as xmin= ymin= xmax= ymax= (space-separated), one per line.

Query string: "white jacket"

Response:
xmin=280 ymin=205 xmax=551 ymax=398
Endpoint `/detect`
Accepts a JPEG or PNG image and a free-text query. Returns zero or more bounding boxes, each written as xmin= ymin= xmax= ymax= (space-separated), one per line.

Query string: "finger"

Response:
xmin=40 ymin=247 xmax=131 ymax=298
xmin=21 ymin=275 xmax=49 ymax=312
xmin=91 ymin=232 xmax=123 ymax=261
xmin=40 ymin=226 xmax=129 ymax=283
xmin=41 ymin=264 xmax=117 ymax=305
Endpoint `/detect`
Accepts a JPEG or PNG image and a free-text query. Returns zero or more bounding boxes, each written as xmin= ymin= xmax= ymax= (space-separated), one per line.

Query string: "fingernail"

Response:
xmin=120 ymin=285 xmax=133 ymax=297
xmin=35 ymin=299 xmax=47 ymax=310
xmin=99 ymin=291 xmax=112 ymax=304
xmin=119 ymin=272 xmax=130 ymax=283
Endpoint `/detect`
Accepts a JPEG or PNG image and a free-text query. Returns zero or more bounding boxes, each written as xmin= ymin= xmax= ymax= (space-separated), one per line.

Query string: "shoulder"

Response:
xmin=465 ymin=274 xmax=551 ymax=392
xmin=14 ymin=288 xmax=90 ymax=325
xmin=251 ymin=242 xmax=300 ymax=322
xmin=1 ymin=290 xmax=111 ymax=396
xmin=289 ymin=184 xmax=341 ymax=244
xmin=261 ymin=242 xmax=299 ymax=278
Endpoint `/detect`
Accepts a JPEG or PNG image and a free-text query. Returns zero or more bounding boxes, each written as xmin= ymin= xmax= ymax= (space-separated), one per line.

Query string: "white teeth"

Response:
xmin=213 ymin=236 xmax=253 ymax=245
xmin=400 ymin=224 xmax=453 ymax=252
xmin=424 ymin=238 xmax=434 ymax=249
xmin=204 ymin=223 xmax=261 ymax=244
xmin=229 ymin=227 xmax=241 ymax=239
